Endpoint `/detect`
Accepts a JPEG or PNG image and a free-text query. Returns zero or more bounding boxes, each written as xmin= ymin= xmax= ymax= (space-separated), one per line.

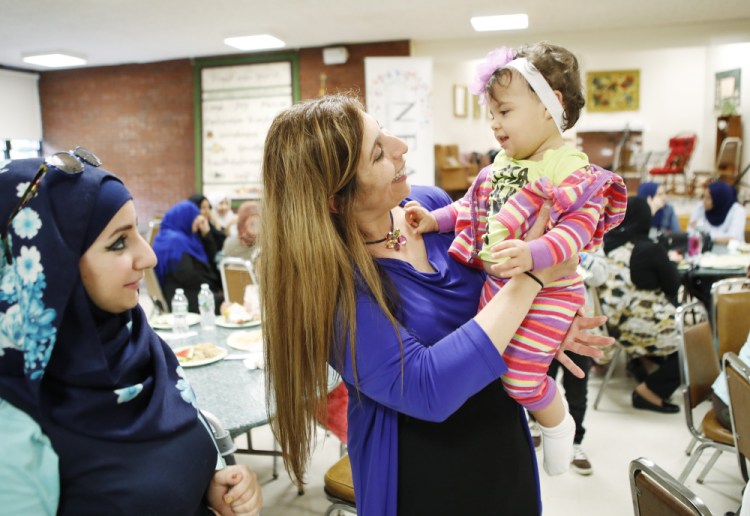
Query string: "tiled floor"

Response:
xmin=228 ymin=359 xmax=745 ymax=516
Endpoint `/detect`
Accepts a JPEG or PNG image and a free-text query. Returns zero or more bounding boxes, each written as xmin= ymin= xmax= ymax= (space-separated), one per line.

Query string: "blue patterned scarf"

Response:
xmin=0 ymin=157 xmax=201 ymax=441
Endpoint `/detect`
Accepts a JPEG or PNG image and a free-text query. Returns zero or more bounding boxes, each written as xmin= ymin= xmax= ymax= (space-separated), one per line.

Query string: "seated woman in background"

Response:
xmin=221 ymin=201 xmax=261 ymax=268
xmin=152 ymin=200 xmax=222 ymax=313
xmin=688 ymin=181 xmax=746 ymax=244
xmin=636 ymin=182 xmax=682 ymax=235
xmin=189 ymin=193 xmax=228 ymax=251
xmin=600 ymin=196 xmax=682 ymax=414
xmin=210 ymin=192 xmax=238 ymax=236
xmin=0 ymin=155 xmax=261 ymax=515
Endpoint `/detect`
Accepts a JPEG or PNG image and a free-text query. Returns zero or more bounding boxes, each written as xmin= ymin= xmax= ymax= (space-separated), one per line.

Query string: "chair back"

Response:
xmin=676 ymin=301 xmax=719 ymax=411
xmin=711 ymin=278 xmax=750 ymax=359
xmin=143 ymin=267 xmax=169 ymax=314
xmin=629 ymin=457 xmax=712 ymax=516
xmin=652 ymin=134 xmax=697 ymax=174
xmin=219 ymin=257 xmax=256 ymax=305
xmin=725 ymin=352 xmax=750 ymax=482
xmin=716 ymin=136 xmax=742 ymax=180
xmin=146 ymin=219 xmax=161 ymax=246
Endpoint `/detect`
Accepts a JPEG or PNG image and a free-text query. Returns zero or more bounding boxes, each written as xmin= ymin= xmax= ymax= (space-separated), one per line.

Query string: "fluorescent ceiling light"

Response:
xmin=22 ymin=53 xmax=87 ymax=68
xmin=471 ymin=14 xmax=528 ymax=32
xmin=224 ymin=34 xmax=285 ymax=51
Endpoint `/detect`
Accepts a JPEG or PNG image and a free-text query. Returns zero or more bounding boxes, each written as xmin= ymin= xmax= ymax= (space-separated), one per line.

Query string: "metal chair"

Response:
xmin=219 ymin=257 xmax=257 ymax=305
xmin=630 ymin=457 xmax=712 ymax=516
xmin=690 ymin=137 xmax=743 ymax=197
xmin=711 ymin=278 xmax=750 ymax=358
xmin=143 ymin=267 xmax=169 ymax=315
xmin=586 ymin=282 xmax=621 ymax=410
xmin=201 ymin=410 xmax=238 ymax=465
xmin=324 ymin=454 xmax=357 ymax=515
xmin=725 ymin=352 xmax=750 ymax=482
xmin=676 ymin=301 xmax=735 ymax=484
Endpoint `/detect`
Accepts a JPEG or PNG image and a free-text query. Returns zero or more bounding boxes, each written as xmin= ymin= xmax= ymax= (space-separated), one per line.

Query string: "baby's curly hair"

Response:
xmin=488 ymin=42 xmax=585 ymax=131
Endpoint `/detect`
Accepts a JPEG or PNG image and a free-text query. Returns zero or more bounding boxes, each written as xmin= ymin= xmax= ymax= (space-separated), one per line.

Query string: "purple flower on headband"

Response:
xmin=469 ymin=47 xmax=516 ymax=104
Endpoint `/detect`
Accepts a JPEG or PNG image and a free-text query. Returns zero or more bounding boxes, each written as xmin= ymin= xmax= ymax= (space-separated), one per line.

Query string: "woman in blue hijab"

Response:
xmin=688 ymin=181 xmax=747 ymax=244
xmin=0 ymin=152 xmax=261 ymax=515
xmin=152 ymin=200 xmax=223 ymax=313
xmin=636 ymin=182 xmax=682 ymax=234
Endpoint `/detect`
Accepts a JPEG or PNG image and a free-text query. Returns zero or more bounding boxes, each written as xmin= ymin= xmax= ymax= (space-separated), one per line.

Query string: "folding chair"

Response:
xmin=630 ymin=457 xmax=712 ymax=515
xmin=711 ymin=278 xmax=750 ymax=358
xmin=143 ymin=267 xmax=169 ymax=315
xmin=676 ymin=301 xmax=735 ymax=484
xmin=324 ymin=454 xmax=357 ymax=516
xmin=725 ymin=352 xmax=750 ymax=482
xmin=219 ymin=257 xmax=257 ymax=305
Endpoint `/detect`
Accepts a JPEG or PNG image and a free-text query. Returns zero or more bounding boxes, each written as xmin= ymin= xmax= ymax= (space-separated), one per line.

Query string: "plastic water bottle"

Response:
xmin=171 ymin=288 xmax=189 ymax=335
xmin=198 ymin=283 xmax=215 ymax=331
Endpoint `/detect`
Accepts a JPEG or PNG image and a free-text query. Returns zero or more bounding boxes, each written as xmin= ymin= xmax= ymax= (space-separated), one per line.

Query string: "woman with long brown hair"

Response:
xmin=259 ymin=94 xmax=610 ymax=515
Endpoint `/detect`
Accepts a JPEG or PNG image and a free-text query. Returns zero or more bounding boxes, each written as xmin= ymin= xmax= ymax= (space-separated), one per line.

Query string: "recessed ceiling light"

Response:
xmin=470 ymin=14 xmax=529 ymax=32
xmin=22 ymin=53 xmax=87 ymax=68
xmin=224 ymin=35 xmax=285 ymax=51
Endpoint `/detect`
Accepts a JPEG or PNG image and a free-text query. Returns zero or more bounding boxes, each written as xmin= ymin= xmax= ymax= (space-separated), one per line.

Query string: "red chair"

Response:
xmin=649 ymin=133 xmax=697 ymax=194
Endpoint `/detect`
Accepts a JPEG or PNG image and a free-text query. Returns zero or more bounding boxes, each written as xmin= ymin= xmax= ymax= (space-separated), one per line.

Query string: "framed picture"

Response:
xmin=453 ymin=85 xmax=467 ymax=118
xmin=715 ymin=68 xmax=741 ymax=110
xmin=586 ymin=70 xmax=640 ymax=112
xmin=472 ymin=94 xmax=482 ymax=119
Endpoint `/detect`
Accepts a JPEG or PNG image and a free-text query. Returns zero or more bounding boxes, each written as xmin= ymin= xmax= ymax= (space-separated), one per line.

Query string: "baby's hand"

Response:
xmin=404 ymin=201 xmax=438 ymax=234
xmin=487 ymin=239 xmax=533 ymax=277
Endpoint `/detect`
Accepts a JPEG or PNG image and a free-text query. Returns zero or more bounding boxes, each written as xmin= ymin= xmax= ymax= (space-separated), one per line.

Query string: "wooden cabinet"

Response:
xmin=716 ymin=115 xmax=742 ymax=159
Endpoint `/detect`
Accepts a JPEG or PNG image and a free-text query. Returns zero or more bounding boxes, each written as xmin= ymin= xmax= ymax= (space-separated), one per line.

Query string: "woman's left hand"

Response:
xmin=557 ymin=307 xmax=614 ymax=378
xmin=207 ymin=464 xmax=263 ymax=515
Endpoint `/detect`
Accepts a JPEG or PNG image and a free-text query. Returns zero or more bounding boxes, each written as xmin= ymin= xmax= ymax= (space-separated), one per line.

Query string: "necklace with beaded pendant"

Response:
xmin=364 ymin=211 xmax=407 ymax=251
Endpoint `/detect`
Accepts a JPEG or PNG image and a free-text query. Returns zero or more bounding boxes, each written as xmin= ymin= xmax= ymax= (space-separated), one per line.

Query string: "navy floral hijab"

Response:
xmin=0 ymin=156 xmax=202 ymax=441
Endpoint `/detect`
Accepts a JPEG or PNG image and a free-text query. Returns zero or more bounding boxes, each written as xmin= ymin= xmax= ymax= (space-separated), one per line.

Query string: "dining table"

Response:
xmin=152 ymin=316 xmax=340 ymax=483
xmin=678 ymin=248 xmax=750 ymax=308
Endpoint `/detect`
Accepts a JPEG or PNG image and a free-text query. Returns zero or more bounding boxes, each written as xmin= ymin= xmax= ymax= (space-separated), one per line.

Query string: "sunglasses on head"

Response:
xmin=2 ymin=147 xmax=102 ymax=265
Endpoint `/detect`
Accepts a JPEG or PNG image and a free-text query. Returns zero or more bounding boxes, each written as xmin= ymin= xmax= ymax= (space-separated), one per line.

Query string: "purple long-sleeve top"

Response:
xmin=334 ymin=186 xmax=529 ymax=515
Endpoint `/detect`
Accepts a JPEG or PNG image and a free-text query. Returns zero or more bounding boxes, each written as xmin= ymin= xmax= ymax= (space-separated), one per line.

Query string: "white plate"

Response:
xmin=173 ymin=343 xmax=228 ymax=368
xmin=150 ymin=313 xmax=201 ymax=330
xmin=226 ymin=329 xmax=264 ymax=352
xmin=215 ymin=316 xmax=262 ymax=329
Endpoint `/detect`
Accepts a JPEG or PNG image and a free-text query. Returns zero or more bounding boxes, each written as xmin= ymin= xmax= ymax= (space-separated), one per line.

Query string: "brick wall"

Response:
xmin=298 ymin=40 xmax=410 ymax=101
xmin=38 ymin=41 xmax=410 ymax=224
xmin=39 ymin=59 xmax=195 ymax=223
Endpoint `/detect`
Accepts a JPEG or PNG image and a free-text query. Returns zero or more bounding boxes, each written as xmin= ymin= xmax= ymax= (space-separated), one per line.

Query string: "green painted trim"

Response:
xmin=193 ymin=52 xmax=300 ymax=191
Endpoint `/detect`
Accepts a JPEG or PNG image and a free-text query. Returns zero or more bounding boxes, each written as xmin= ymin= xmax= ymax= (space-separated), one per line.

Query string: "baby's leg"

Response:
xmin=535 ymin=391 xmax=576 ymax=476
xmin=501 ymin=283 xmax=584 ymax=475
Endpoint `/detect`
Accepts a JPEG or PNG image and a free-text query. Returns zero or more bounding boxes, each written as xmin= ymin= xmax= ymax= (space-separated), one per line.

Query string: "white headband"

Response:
xmin=504 ymin=58 xmax=565 ymax=135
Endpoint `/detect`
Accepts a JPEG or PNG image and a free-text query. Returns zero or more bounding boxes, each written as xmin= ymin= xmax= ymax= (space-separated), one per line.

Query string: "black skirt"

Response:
xmin=397 ymin=381 xmax=540 ymax=515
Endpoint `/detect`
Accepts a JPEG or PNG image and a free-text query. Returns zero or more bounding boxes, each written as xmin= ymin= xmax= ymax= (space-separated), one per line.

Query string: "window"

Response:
xmin=2 ymin=139 xmax=41 ymax=160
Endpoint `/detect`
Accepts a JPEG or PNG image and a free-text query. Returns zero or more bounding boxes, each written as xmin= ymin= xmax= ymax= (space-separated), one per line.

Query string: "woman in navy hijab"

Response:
xmin=636 ymin=182 xmax=682 ymax=234
xmin=689 ymin=181 xmax=747 ymax=244
xmin=0 ymin=152 xmax=261 ymax=515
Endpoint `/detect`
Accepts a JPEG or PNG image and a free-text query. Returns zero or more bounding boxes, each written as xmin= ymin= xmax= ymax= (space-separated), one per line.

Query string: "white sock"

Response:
xmin=539 ymin=412 xmax=575 ymax=476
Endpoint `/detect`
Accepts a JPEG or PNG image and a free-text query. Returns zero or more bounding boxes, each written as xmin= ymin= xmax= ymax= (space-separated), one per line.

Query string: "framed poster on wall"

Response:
xmin=194 ymin=54 xmax=300 ymax=199
xmin=365 ymin=57 xmax=434 ymax=186
xmin=586 ymin=69 xmax=640 ymax=112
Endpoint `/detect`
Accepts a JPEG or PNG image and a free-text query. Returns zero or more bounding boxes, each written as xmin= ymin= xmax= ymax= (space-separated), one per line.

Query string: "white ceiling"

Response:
xmin=4 ymin=0 xmax=750 ymax=71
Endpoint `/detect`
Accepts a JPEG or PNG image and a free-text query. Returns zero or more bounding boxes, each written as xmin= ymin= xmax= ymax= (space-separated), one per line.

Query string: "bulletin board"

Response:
xmin=194 ymin=54 xmax=300 ymax=199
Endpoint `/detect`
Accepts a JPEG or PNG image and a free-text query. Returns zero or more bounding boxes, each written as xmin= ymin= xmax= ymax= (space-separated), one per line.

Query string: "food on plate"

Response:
xmin=221 ymin=302 xmax=257 ymax=324
xmin=227 ymin=330 xmax=263 ymax=352
xmin=175 ymin=342 xmax=224 ymax=364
